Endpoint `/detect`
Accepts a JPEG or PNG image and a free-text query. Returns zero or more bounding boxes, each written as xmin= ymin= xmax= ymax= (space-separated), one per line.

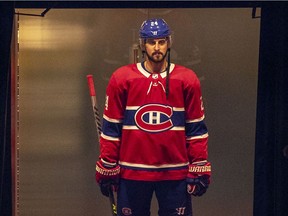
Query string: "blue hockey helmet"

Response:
xmin=139 ymin=18 xmax=172 ymax=51
xmin=139 ymin=18 xmax=171 ymax=39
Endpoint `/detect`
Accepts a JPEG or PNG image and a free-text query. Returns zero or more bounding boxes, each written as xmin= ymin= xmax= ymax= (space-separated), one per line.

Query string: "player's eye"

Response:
xmin=146 ymin=39 xmax=167 ymax=46
xmin=158 ymin=40 xmax=167 ymax=45
xmin=146 ymin=39 xmax=156 ymax=45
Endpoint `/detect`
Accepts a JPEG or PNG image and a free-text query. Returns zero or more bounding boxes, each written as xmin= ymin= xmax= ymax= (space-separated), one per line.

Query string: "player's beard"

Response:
xmin=146 ymin=50 xmax=168 ymax=64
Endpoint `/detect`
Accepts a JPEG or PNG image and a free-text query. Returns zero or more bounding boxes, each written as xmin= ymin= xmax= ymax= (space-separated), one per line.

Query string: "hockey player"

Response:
xmin=95 ymin=18 xmax=211 ymax=216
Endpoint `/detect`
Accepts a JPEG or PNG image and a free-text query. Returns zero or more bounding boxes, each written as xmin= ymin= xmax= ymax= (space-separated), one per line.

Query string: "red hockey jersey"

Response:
xmin=99 ymin=62 xmax=208 ymax=181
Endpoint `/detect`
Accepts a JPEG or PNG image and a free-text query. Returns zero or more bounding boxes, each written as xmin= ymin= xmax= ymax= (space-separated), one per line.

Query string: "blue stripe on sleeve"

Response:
xmin=185 ymin=121 xmax=208 ymax=137
xmin=102 ymin=118 xmax=123 ymax=138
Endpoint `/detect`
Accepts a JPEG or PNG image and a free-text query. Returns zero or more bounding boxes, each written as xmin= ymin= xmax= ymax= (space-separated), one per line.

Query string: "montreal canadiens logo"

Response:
xmin=134 ymin=104 xmax=173 ymax=132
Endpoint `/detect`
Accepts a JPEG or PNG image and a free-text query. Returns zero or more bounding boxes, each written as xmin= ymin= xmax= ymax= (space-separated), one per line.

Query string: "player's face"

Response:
xmin=145 ymin=38 xmax=168 ymax=63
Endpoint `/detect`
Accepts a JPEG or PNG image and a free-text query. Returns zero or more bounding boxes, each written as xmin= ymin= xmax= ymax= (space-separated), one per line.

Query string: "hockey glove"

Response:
xmin=187 ymin=160 xmax=211 ymax=196
xmin=95 ymin=159 xmax=120 ymax=197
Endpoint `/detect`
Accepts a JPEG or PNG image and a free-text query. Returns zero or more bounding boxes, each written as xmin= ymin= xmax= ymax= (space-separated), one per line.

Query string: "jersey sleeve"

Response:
xmin=184 ymin=73 xmax=209 ymax=163
xmin=99 ymin=72 xmax=126 ymax=164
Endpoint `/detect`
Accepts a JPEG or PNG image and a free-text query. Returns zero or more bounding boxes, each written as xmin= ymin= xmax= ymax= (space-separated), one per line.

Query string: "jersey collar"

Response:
xmin=137 ymin=62 xmax=175 ymax=78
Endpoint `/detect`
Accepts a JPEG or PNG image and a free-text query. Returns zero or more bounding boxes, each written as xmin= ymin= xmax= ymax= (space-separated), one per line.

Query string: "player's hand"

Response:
xmin=186 ymin=160 xmax=211 ymax=196
xmin=187 ymin=175 xmax=210 ymax=196
xmin=95 ymin=159 xmax=120 ymax=197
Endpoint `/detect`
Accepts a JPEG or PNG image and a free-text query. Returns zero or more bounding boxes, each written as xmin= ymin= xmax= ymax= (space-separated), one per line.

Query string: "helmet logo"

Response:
xmin=152 ymin=31 xmax=158 ymax=36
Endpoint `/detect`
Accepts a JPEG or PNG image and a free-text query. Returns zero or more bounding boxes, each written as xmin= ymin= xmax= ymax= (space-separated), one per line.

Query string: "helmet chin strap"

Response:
xmin=166 ymin=48 xmax=171 ymax=99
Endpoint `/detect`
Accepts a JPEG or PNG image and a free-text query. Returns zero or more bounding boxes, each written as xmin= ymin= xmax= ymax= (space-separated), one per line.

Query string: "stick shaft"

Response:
xmin=109 ymin=187 xmax=117 ymax=216
xmin=87 ymin=75 xmax=102 ymax=140
xmin=86 ymin=74 xmax=117 ymax=216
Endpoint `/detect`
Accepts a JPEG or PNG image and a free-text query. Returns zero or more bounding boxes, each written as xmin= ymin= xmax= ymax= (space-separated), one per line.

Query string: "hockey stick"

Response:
xmin=86 ymin=74 xmax=117 ymax=216
xmin=86 ymin=75 xmax=102 ymax=138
